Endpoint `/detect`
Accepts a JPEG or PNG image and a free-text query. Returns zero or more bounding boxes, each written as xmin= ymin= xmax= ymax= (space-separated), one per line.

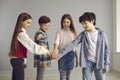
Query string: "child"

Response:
xmin=57 ymin=12 xmax=110 ymax=80
xmin=9 ymin=13 xmax=50 ymax=80
xmin=53 ymin=14 xmax=78 ymax=80
xmin=34 ymin=16 xmax=51 ymax=80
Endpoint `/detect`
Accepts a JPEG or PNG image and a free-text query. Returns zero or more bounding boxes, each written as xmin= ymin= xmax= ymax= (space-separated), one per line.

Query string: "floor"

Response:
xmin=0 ymin=68 xmax=120 ymax=80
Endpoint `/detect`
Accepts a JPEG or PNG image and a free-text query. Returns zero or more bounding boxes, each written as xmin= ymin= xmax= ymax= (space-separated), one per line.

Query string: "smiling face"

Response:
xmin=40 ymin=22 xmax=50 ymax=32
xmin=81 ymin=20 xmax=95 ymax=32
xmin=63 ymin=18 xmax=71 ymax=29
xmin=21 ymin=19 xmax=32 ymax=30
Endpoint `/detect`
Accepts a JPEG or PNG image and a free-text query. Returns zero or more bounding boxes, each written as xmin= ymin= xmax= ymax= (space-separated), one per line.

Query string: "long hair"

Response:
xmin=9 ymin=12 xmax=32 ymax=57
xmin=61 ymin=14 xmax=77 ymax=38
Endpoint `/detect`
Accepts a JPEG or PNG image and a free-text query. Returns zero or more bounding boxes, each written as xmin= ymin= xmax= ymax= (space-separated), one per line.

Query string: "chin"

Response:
xmin=45 ymin=30 xmax=48 ymax=32
xmin=86 ymin=28 xmax=90 ymax=31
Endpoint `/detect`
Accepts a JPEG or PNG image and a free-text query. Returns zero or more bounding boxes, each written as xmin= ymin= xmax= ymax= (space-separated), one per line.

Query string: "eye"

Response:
xmin=27 ymin=22 xmax=31 ymax=24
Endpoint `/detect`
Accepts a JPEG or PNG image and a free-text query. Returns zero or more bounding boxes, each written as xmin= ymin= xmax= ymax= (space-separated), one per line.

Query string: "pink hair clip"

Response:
xmin=22 ymin=13 xmax=28 ymax=19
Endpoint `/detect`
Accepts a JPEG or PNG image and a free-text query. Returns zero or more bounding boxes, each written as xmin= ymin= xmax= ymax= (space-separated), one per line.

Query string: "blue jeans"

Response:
xmin=82 ymin=60 xmax=105 ymax=80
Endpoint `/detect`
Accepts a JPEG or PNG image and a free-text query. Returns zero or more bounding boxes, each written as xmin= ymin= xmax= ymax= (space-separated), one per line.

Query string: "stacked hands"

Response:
xmin=47 ymin=50 xmax=79 ymax=68
xmin=47 ymin=50 xmax=60 ymax=60
xmin=24 ymin=50 xmax=60 ymax=69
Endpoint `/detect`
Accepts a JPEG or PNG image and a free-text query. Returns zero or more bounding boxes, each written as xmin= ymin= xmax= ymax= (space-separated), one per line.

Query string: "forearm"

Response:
xmin=59 ymin=34 xmax=81 ymax=58
xmin=17 ymin=32 xmax=48 ymax=55
xmin=59 ymin=41 xmax=76 ymax=58
xmin=53 ymin=43 xmax=59 ymax=54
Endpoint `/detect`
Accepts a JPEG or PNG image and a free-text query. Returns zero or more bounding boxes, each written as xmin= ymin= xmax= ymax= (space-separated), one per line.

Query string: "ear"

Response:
xmin=91 ymin=20 xmax=94 ymax=24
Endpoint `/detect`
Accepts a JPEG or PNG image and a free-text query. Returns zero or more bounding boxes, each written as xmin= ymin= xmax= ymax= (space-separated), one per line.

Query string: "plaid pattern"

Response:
xmin=34 ymin=29 xmax=51 ymax=67
xmin=34 ymin=54 xmax=51 ymax=67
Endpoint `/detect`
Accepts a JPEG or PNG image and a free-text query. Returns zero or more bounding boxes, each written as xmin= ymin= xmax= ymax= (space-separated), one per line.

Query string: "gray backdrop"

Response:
xmin=0 ymin=0 xmax=113 ymax=70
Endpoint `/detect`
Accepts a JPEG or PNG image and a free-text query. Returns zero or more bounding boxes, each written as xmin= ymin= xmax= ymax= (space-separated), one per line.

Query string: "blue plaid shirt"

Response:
xmin=34 ymin=28 xmax=51 ymax=67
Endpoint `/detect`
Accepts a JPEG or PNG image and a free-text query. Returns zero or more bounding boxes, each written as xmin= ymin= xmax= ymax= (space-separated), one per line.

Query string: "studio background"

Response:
xmin=0 ymin=0 xmax=119 ymax=72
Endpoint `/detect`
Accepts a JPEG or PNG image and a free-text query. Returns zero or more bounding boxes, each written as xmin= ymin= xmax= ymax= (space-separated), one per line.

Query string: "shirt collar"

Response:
xmin=40 ymin=28 xmax=45 ymax=33
xmin=63 ymin=27 xmax=70 ymax=31
xmin=21 ymin=28 xmax=26 ymax=33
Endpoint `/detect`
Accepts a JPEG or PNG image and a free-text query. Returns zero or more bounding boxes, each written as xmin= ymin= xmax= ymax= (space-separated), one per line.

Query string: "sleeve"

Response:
xmin=59 ymin=33 xmax=82 ymax=58
xmin=34 ymin=31 xmax=44 ymax=44
xmin=103 ymin=32 xmax=110 ymax=69
xmin=54 ymin=31 xmax=60 ymax=45
xmin=17 ymin=32 xmax=48 ymax=55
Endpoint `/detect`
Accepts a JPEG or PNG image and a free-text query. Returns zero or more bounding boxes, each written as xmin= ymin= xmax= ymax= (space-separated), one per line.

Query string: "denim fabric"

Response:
xmin=58 ymin=51 xmax=75 ymax=71
xmin=59 ymin=28 xmax=110 ymax=69
xmin=82 ymin=60 xmax=105 ymax=80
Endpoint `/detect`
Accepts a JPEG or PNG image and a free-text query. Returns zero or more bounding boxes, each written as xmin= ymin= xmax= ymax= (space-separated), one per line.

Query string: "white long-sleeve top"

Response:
xmin=17 ymin=28 xmax=48 ymax=55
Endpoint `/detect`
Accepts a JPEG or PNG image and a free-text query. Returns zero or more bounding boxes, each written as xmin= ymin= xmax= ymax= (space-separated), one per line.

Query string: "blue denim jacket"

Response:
xmin=59 ymin=28 xmax=110 ymax=69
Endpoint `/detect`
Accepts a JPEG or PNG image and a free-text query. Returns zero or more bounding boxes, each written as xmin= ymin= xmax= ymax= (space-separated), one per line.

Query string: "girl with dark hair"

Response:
xmin=9 ymin=13 xmax=50 ymax=80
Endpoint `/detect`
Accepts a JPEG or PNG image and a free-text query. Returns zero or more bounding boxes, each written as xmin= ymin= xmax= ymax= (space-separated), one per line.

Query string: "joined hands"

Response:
xmin=48 ymin=50 xmax=60 ymax=60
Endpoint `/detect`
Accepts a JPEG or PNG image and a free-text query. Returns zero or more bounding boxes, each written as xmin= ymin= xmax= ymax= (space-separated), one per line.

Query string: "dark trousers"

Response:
xmin=10 ymin=58 xmax=24 ymax=80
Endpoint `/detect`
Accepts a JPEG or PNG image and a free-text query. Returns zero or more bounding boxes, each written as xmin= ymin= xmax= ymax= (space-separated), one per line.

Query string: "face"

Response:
xmin=21 ymin=19 xmax=32 ymax=30
xmin=40 ymin=22 xmax=50 ymax=32
xmin=81 ymin=20 xmax=94 ymax=31
xmin=63 ymin=18 xmax=71 ymax=28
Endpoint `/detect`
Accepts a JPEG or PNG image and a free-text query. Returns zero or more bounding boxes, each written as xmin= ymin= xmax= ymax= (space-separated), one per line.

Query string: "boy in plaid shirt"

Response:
xmin=34 ymin=16 xmax=51 ymax=80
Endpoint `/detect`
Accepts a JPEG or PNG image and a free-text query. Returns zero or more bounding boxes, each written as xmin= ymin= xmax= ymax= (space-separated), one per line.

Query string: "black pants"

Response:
xmin=10 ymin=58 xmax=24 ymax=80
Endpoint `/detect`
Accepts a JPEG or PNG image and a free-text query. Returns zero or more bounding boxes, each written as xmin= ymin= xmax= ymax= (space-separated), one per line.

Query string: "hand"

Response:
xmin=23 ymin=64 xmax=27 ymax=69
xmin=103 ymin=69 xmax=110 ymax=74
xmin=74 ymin=50 xmax=79 ymax=68
xmin=47 ymin=50 xmax=51 ymax=56
xmin=52 ymin=53 xmax=60 ymax=60
xmin=23 ymin=59 xmax=27 ymax=69
xmin=51 ymin=51 xmax=60 ymax=60
xmin=75 ymin=58 xmax=79 ymax=67
xmin=36 ymin=35 xmax=45 ymax=40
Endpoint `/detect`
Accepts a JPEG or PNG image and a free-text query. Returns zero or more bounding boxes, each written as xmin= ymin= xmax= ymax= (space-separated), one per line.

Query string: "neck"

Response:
xmin=63 ymin=27 xmax=70 ymax=30
xmin=89 ymin=25 xmax=96 ymax=32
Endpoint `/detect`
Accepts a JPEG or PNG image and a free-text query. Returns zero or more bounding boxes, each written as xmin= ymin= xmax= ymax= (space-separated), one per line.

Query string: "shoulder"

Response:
xmin=80 ymin=30 xmax=86 ymax=35
xmin=36 ymin=30 xmax=44 ymax=35
xmin=56 ymin=29 xmax=62 ymax=34
xmin=18 ymin=29 xmax=24 ymax=33
xmin=96 ymin=28 xmax=108 ymax=39
xmin=96 ymin=28 xmax=105 ymax=35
